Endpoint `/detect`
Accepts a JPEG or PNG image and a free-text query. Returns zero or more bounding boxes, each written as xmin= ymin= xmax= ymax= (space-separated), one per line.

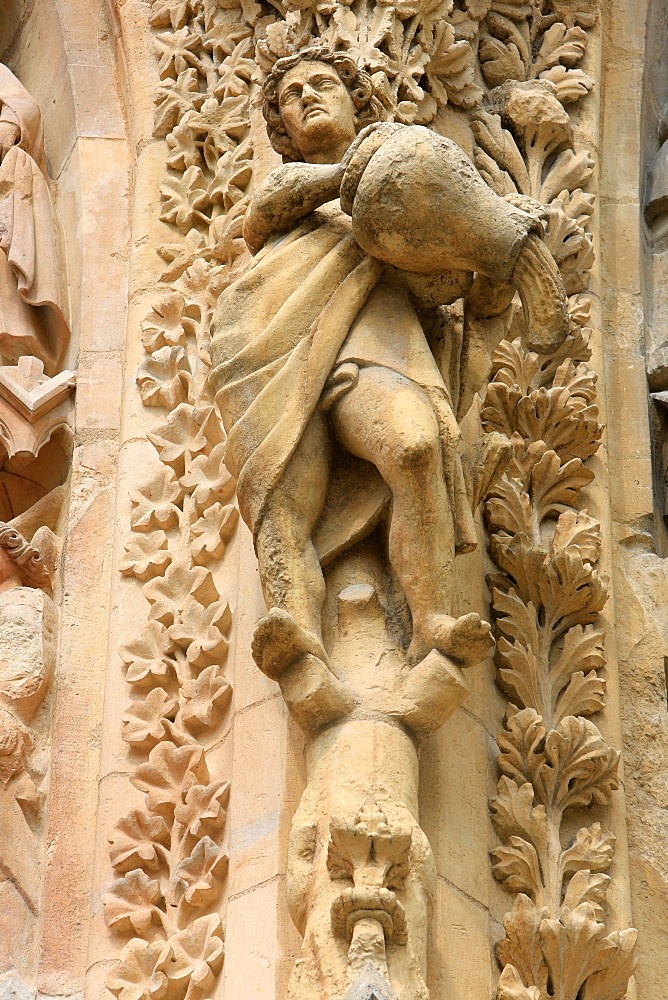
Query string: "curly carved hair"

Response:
xmin=262 ymin=46 xmax=383 ymax=162
xmin=0 ymin=523 xmax=51 ymax=591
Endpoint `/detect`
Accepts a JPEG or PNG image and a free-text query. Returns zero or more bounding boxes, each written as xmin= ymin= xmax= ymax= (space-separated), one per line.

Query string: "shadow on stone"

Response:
xmin=342 ymin=964 xmax=399 ymax=1000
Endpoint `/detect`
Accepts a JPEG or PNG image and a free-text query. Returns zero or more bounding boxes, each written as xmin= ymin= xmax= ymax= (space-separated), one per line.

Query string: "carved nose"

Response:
xmin=302 ymin=83 xmax=319 ymax=106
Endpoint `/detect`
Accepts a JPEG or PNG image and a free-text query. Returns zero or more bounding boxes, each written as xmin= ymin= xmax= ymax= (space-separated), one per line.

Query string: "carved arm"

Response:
xmin=242 ymin=160 xmax=344 ymax=255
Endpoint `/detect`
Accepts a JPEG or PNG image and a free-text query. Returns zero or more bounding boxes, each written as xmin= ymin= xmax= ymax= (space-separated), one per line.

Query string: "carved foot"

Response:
xmin=278 ymin=652 xmax=355 ymax=734
xmin=252 ymin=607 xmax=328 ymax=679
xmin=389 ymin=649 xmax=469 ymax=740
xmin=408 ymin=612 xmax=493 ymax=668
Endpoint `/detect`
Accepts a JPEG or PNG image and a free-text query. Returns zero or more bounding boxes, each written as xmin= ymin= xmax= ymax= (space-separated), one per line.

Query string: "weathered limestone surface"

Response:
xmin=0 ymin=1 xmax=666 ymax=1000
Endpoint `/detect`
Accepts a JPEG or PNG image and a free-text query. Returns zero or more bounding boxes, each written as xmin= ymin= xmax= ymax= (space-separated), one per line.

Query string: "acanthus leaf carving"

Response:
xmin=479 ymin=11 xmax=636 ymax=983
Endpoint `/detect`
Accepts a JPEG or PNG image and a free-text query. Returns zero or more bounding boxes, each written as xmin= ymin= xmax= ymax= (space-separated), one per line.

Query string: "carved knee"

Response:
xmin=392 ymin=426 xmax=440 ymax=476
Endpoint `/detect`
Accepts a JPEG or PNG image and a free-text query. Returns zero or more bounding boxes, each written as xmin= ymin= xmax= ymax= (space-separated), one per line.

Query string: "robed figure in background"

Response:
xmin=0 ymin=64 xmax=69 ymax=375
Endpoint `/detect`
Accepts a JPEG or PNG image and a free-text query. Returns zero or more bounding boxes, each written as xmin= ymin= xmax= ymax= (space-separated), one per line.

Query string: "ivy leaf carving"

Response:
xmin=157 ymin=230 xmax=208 ymax=283
xmin=180 ymin=664 xmax=232 ymax=730
xmin=174 ymin=780 xmax=230 ymax=837
xmin=130 ymin=467 xmax=183 ymax=532
xmin=137 ymin=346 xmax=193 ymax=409
xmin=166 ymin=913 xmax=225 ymax=990
xmin=160 ymin=165 xmax=210 ymax=233
xmin=155 ymin=26 xmax=202 ymax=80
xmin=213 ymin=37 xmax=254 ymax=99
xmin=109 ymin=809 xmax=170 ymax=874
xmin=144 ymin=561 xmax=219 ymax=627
xmin=120 ymin=621 xmax=176 ymax=688
xmin=166 ymin=596 xmax=230 ymax=664
xmin=180 ymin=442 xmax=235 ymax=511
xmin=120 ymin=531 xmax=172 ymax=582
xmin=149 ymin=0 xmax=198 ymax=30
xmin=175 ymin=835 xmax=229 ymax=906
xmin=210 ymin=139 xmax=253 ymax=209
xmin=149 ymin=404 xmax=223 ymax=476
xmin=107 ymin=939 xmax=173 ymax=1000
xmin=154 ymin=68 xmax=205 ymax=137
xmin=131 ymin=743 xmax=208 ymax=816
xmin=191 ymin=502 xmax=239 ymax=564
xmin=141 ymin=293 xmax=198 ymax=352
xmin=122 ymin=688 xmax=179 ymax=750
xmin=104 ymin=869 xmax=163 ymax=934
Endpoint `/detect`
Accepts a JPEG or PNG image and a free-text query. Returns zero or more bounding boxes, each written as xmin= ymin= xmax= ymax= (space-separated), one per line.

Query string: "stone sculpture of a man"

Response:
xmin=209 ymin=46 xmax=568 ymax=677
xmin=0 ymin=64 xmax=69 ymax=374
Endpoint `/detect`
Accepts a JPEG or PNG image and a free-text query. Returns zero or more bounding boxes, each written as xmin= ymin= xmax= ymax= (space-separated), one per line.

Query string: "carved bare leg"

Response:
xmin=331 ymin=367 xmax=485 ymax=664
xmin=253 ymin=412 xmax=331 ymax=673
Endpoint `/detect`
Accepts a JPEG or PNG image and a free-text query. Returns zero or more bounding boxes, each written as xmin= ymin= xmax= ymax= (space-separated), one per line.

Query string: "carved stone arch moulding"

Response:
xmin=105 ymin=1 xmax=637 ymax=998
xmin=0 ymin=13 xmax=77 ymax=994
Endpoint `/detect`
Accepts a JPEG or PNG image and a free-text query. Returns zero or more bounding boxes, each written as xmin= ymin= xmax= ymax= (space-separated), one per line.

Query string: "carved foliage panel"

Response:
xmin=475 ymin=5 xmax=638 ymax=999
xmin=102 ymin=0 xmax=637 ymax=997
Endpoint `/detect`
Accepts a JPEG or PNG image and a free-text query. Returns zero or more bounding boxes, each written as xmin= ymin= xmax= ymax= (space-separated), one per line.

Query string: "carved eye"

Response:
xmin=280 ymin=88 xmax=301 ymax=106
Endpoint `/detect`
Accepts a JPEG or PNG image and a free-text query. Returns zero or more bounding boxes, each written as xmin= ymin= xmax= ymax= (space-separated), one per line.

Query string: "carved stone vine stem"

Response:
xmin=477 ymin=7 xmax=638 ymax=999
xmin=103 ymin=3 xmax=246 ymax=996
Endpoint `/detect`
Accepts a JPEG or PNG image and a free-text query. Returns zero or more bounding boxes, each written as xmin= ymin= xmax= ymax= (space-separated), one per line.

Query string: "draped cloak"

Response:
xmin=0 ymin=64 xmax=69 ymax=374
xmin=209 ymin=131 xmax=537 ymax=562
xmin=209 ymin=204 xmax=480 ymax=559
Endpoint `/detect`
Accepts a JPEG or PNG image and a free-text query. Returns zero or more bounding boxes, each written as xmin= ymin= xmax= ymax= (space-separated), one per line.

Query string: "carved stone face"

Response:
xmin=277 ymin=60 xmax=358 ymax=164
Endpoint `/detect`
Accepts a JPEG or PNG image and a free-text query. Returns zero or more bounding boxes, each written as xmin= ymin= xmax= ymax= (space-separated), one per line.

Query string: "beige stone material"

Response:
xmin=0 ymin=64 xmax=70 ymax=373
xmin=0 ymin=2 xmax=663 ymax=1000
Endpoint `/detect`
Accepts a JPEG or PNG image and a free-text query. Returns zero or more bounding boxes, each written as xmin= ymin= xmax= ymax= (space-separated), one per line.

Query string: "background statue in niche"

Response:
xmin=210 ymin=45 xmax=569 ymax=678
xmin=0 ymin=64 xmax=70 ymax=375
